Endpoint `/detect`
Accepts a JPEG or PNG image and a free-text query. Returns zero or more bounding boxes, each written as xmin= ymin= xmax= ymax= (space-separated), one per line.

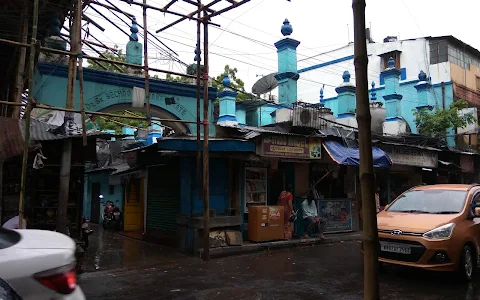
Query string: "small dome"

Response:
xmin=387 ymin=57 xmax=395 ymax=69
xmin=418 ymin=70 xmax=427 ymax=81
xmin=222 ymin=74 xmax=231 ymax=87
xmin=342 ymin=71 xmax=351 ymax=83
xmin=281 ymin=19 xmax=293 ymax=36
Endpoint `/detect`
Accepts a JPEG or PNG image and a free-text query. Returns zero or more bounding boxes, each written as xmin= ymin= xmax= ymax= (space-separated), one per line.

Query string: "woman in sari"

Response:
xmin=277 ymin=185 xmax=295 ymax=239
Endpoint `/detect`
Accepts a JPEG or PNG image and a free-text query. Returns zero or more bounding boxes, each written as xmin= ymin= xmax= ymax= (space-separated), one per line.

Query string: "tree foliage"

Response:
xmin=86 ymin=47 xmax=128 ymax=73
xmin=212 ymin=65 xmax=249 ymax=102
xmin=93 ymin=111 xmax=148 ymax=134
xmin=413 ymin=99 xmax=476 ymax=138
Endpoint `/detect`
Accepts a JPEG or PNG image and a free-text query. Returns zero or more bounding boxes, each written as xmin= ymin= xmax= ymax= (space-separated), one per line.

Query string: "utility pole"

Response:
xmin=202 ymin=11 xmax=210 ymax=261
xmin=19 ymin=0 xmax=39 ymax=229
xmin=143 ymin=0 xmax=150 ymax=121
xmin=352 ymin=0 xmax=379 ymax=299
xmin=196 ymin=1 xmax=202 ymax=219
xmin=57 ymin=0 xmax=81 ymax=234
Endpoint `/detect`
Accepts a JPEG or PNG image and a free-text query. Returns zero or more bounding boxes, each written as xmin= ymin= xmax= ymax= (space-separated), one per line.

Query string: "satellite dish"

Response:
xmin=252 ymin=73 xmax=278 ymax=95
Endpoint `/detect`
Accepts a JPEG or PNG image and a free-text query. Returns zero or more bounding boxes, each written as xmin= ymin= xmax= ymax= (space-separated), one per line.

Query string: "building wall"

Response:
xmin=179 ymin=157 xmax=230 ymax=216
xmin=83 ymin=172 xmax=123 ymax=222
xmin=450 ymin=62 xmax=480 ymax=91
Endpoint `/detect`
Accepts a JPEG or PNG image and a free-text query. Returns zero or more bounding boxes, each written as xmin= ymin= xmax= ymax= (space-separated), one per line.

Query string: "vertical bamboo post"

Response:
xmin=13 ymin=0 xmax=29 ymax=119
xmin=196 ymin=1 xmax=202 ymax=224
xmin=57 ymin=0 xmax=81 ymax=234
xmin=77 ymin=0 xmax=87 ymax=146
xmin=202 ymin=11 xmax=210 ymax=261
xmin=352 ymin=0 xmax=379 ymax=299
xmin=19 ymin=0 xmax=40 ymax=229
xmin=143 ymin=0 xmax=150 ymax=121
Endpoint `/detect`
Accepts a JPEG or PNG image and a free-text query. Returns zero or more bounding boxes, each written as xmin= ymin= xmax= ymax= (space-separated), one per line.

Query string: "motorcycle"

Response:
xmin=103 ymin=201 xmax=122 ymax=230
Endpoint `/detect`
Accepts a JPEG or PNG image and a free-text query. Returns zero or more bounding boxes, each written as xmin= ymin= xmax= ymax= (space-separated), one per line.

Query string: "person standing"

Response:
xmin=301 ymin=194 xmax=326 ymax=239
xmin=277 ymin=184 xmax=295 ymax=240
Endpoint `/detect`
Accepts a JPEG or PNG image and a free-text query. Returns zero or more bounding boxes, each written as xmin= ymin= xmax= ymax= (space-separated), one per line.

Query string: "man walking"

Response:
xmin=301 ymin=194 xmax=326 ymax=239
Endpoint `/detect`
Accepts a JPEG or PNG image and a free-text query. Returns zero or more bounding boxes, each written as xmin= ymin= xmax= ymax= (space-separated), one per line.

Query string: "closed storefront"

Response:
xmin=146 ymin=162 xmax=180 ymax=242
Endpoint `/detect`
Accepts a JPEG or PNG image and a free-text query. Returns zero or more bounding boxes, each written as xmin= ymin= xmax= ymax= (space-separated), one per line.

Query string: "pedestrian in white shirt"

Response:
xmin=301 ymin=194 xmax=326 ymax=239
xmin=2 ymin=214 xmax=28 ymax=230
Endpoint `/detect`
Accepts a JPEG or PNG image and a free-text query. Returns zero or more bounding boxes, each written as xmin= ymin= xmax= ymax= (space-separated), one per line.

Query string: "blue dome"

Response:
xmin=387 ymin=57 xmax=395 ymax=68
xmin=418 ymin=70 xmax=427 ymax=81
xmin=222 ymin=74 xmax=231 ymax=87
xmin=130 ymin=16 xmax=139 ymax=42
xmin=281 ymin=19 xmax=293 ymax=36
xmin=342 ymin=71 xmax=351 ymax=83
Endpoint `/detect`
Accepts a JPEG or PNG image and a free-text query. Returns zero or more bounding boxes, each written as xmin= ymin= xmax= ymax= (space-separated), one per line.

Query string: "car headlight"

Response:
xmin=423 ymin=223 xmax=455 ymax=240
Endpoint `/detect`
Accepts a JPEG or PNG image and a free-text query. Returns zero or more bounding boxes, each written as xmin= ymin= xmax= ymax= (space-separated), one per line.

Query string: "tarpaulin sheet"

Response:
xmin=323 ymin=140 xmax=392 ymax=168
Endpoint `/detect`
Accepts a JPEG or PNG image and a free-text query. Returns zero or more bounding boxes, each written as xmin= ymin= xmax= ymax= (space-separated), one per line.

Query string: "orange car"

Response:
xmin=377 ymin=184 xmax=480 ymax=281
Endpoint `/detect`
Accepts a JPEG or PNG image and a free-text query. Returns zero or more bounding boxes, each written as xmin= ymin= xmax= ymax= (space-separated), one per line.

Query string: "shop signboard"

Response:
xmin=380 ymin=145 xmax=437 ymax=168
xmin=257 ymin=136 xmax=322 ymax=159
xmin=317 ymin=199 xmax=353 ymax=233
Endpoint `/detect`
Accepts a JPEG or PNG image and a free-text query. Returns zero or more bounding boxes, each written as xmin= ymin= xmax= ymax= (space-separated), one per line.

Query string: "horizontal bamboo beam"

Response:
xmin=0 ymin=100 xmax=197 ymax=124
xmin=206 ymin=0 xmax=251 ymax=18
xmin=157 ymin=0 xmax=222 ymax=32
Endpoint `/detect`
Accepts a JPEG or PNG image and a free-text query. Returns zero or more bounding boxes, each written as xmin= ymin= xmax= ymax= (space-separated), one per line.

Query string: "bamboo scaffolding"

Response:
xmin=0 ymin=100 xmax=197 ymax=124
xmin=0 ymin=38 xmax=197 ymax=79
xmin=202 ymin=10 xmax=210 ymax=261
xmin=18 ymin=0 xmax=39 ymax=229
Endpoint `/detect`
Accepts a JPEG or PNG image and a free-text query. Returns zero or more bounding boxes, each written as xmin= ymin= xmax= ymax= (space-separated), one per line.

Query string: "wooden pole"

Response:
xmin=18 ymin=0 xmax=40 ymax=229
xmin=202 ymin=12 xmax=210 ymax=261
xmin=352 ymin=0 xmax=379 ymax=299
xmin=196 ymin=1 xmax=202 ymax=234
xmin=143 ymin=0 xmax=151 ymax=122
xmin=57 ymin=0 xmax=81 ymax=234
xmin=77 ymin=2 xmax=87 ymax=146
xmin=13 ymin=0 xmax=29 ymax=119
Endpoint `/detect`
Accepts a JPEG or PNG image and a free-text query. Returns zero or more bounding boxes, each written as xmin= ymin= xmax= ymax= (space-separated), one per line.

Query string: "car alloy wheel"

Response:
xmin=461 ymin=245 xmax=475 ymax=281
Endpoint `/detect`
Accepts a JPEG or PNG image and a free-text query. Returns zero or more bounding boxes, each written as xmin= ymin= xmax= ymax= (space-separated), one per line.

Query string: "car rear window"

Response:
xmin=387 ymin=189 xmax=467 ymax=214
xmin=0 ymin=228 xmax=21 ymax=249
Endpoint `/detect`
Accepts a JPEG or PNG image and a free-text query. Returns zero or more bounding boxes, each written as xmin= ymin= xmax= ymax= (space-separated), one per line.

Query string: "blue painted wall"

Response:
xmin=323 ymin=77 xmax=455 ymax=145
xmin=179 ymin=157 xmax=229 ymax=216
xmin=33 ymin=62 xmax=217 ymax=136
xmin=83 ymin=171 xmax=123 ymax=222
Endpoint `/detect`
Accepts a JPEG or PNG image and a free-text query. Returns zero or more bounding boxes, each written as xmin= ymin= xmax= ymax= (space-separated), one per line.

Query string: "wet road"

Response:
xmin=79 ymin=231 xmax=480 ymax=300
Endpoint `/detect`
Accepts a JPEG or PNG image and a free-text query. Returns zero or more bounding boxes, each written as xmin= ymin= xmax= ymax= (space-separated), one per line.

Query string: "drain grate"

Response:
xmin=198 ymin=288 xmax=262 ymax=300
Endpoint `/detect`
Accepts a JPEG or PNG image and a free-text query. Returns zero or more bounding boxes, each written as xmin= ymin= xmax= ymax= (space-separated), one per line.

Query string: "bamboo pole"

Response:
xmin=352 ymin=0 xmax=379 ymax=299
xmin=0 ymin=100 xmax=197 ymax=124
xmin=77 ymin=2 xmax=87 ymax=146
xmin=19 ymin=0 xmax=40 ymax=229
xmin=13 ymin=0 xmax=29 ymax=119
xmin=99 ymin=116 xmax=146 ymax=130
xmin=202 ymin=12 xmax=210 ymax=261
xmin=0 ymin=38 xmax=196 ymax=79
xmin=143 ymin=0 xmax=151 ymax=122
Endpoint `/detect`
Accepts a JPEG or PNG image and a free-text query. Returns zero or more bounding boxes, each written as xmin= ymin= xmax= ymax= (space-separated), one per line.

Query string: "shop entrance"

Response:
xmin=124 ymin=178 xmax=144 ymax=232
xmin=269 ymin=168 xmax=285 ymax=205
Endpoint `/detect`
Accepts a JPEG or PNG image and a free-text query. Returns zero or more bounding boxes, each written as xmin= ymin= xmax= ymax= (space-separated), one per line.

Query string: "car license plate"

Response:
xmin=380 ymin=243 xmax=411 ymax=254
xmin=114 ymin=212 xmax=120 ymax=216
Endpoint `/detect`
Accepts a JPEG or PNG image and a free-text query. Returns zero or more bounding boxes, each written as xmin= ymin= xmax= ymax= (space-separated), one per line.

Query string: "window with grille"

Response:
xmin=476 ymin=76 xmax=480 ymax=92
xmin=380 ymin=51 xmax=401 ymax=71
xmin=429 ymin=40 xmax=448 ymax=65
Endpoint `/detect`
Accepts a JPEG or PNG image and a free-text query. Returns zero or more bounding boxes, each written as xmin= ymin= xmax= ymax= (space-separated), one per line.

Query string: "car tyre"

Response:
xmin=459 ymin=245 xmax=475 ymax=281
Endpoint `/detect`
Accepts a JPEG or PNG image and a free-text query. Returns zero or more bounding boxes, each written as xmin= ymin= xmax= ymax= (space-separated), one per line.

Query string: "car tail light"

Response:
xmin=34 ymin=264 xmax=77 ymax=294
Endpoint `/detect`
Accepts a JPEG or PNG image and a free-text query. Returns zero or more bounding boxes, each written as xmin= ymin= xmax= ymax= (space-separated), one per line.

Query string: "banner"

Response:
xmin=257 ymin=136 xmax=322 ymax=159
xmin=317 ymin=199 xmax=353 ymax=233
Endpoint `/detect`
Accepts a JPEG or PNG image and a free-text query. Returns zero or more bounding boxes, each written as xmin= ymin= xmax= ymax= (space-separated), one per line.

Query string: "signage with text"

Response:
xmin=257 ymin=136 xmax=322 ymax=159
xmin=380 ymin=145 xmax=437 ymax=168
xmin=317 ymin=199 xmax=353 ymax=233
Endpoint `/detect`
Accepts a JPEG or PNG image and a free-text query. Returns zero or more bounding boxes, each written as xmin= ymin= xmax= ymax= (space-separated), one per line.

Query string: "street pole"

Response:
xmin=19 ymin=0 xmax=39 ymax=229
xmin=13 ymin=0 xmax=28 ymax=119
xmin=143 ymin=0 xmax=150 ymax=122
xmin=202 ymin=11 xmax=210 ymax=261
xmin=352 ymin=0 xmax=380 ymax=299
xmin=196 ymin=1 xmax=202 ymax=218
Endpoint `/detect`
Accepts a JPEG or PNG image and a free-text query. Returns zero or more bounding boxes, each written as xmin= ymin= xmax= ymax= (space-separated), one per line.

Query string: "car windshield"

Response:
xmin=0 ymin=228 xmax=21 ymax=249
xmin=387 ymin=189 xmax=467 ymax=214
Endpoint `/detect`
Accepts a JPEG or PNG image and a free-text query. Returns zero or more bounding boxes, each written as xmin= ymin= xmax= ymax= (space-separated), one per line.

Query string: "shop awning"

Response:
xmin=323 ymin=140 xmax=392 ymax=168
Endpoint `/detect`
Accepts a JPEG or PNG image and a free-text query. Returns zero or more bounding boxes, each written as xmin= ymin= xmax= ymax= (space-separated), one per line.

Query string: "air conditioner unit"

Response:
xmin=292 ymin=107 xmax=320 ymax=129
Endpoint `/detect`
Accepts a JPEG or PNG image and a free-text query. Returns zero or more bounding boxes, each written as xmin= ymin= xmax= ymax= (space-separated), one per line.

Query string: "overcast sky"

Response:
xmin=82 ymin=0 xmax=480 ymax=100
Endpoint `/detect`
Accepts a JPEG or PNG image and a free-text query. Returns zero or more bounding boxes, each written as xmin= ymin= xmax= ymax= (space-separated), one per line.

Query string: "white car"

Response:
xmin=0 ymin=228 xmax=85 ymax=300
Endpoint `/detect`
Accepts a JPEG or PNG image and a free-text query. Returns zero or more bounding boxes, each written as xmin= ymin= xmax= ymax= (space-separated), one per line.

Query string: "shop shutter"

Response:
xmin=146 ymin=164 xmax=180 ymax=232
